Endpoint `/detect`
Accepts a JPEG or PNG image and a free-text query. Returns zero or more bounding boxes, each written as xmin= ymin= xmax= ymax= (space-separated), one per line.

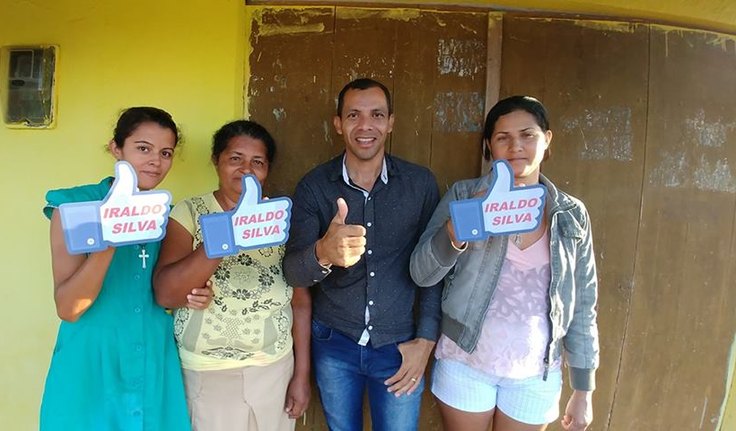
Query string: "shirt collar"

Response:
xmin=341 ymin=154 xmax=389 ymax=187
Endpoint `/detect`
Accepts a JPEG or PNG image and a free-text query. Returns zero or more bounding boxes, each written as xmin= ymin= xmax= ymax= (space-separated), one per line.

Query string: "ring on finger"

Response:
xmin=410 ymin=377 xmax=417 ymax=382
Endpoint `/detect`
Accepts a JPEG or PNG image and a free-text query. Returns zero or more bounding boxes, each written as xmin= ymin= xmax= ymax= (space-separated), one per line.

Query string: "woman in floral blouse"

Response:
xmin=154 ymin=120 xmax=311 ymax=431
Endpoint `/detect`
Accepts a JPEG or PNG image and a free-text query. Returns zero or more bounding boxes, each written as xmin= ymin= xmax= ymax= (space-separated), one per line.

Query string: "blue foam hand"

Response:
xmin=200 ymin=175 xmax=292 ymax=259
xmin=449 ymin=160 xmax=546 ymax=242
xmin=59 ymin=200 xmax=105 ymax=254
xmin=59 ymin=161 xmax=172 ymax=255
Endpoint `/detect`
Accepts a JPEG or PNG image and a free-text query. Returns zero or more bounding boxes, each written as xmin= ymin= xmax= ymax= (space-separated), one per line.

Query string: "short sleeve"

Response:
xmin=42 ymin=177 xmax=112 ymax=220
xmin=169 ymin=199 xmax=197 ymax=236
xmin=43 ymin=189 xmax=70 ymax=219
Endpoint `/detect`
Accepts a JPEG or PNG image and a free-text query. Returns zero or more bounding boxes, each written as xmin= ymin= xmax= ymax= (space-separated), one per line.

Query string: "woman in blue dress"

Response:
xmin=40 ymin=107 xmax=210 ymax=430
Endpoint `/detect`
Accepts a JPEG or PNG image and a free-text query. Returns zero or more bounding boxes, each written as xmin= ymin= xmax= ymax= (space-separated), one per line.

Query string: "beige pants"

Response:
xmin=183 ymin=354 xmax=295 ymax=431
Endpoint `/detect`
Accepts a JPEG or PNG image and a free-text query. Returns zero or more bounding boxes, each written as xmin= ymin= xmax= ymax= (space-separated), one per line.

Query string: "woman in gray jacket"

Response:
xmin=410 ymin=96 xmax=598 ymax=431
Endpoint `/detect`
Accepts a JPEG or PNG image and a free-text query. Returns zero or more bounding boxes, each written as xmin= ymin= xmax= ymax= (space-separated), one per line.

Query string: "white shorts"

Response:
xmin=431 ymin=358 xmax=562 ymax=425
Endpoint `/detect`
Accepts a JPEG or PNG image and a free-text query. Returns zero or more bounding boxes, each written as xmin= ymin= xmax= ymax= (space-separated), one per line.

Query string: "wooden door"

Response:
xmin=246 ymin=7 xmax=736 ymax=431
xmin=247 ymin=6 xmax=488 ymax=198
xmin=247 ymin=6 xmax=489 ymax=429
xmin=502 ymin=16 xmax=736 ymax=431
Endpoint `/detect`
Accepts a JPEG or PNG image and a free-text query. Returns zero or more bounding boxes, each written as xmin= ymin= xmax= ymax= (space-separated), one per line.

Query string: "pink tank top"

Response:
xmin=436 ymin=232 xmax=560 ymax=378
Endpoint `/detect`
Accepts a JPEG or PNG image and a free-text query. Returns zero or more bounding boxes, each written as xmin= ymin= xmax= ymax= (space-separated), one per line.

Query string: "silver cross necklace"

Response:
xmin=138 ymin=246 xmax=150 ymax=269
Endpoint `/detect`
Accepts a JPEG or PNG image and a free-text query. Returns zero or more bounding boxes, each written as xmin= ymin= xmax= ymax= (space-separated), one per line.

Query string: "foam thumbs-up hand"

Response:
xmin=449 ymin=160 xmax=546 ymax=242
xmin=59 ymin=161 xmax=173 ymax=255
xmin=200 ymin=175 xmax=292 ymax=259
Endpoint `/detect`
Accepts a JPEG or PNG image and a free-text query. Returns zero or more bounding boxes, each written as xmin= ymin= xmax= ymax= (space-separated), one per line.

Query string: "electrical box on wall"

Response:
xmin=2 ymin=45 xmax=57 ymax=128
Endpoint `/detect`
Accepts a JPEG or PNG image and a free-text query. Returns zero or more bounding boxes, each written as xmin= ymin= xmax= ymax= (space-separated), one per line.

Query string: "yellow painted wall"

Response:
xmin=3 ymin=0 xmax=736 ymax=429
xmin=0 ymin=0 xmax=245 ymax=428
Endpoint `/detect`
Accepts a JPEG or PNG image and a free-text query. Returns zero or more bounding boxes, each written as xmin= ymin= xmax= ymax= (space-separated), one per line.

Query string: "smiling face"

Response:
xmin=109 ymin=121 xmax=176 ymax=191
xmin=333 ymin=87 xmax=394 ymax=165
xmin=214 ymin=134 xmax=270 ymax=200
xmin=488 ymin=109 xmax=552 ymax=185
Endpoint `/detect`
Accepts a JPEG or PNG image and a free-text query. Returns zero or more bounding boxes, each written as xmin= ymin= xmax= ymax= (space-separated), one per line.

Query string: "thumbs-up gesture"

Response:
xmin=449 ymin=160 xmax=546 ymax=242
xmin=59 ymin=161 xmax=172 ymax=255
xmin=314 ymin=198 xmax=366 ymax=268
xmin=200 ymin=175 xmax=292 ymax=259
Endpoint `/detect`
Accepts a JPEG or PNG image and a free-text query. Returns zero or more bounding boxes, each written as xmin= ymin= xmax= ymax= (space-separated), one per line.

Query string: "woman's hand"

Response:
xmin=561 ymin=390 xmax=593 ymax=430
xmin=445 ymin=219 xmax=466 ymax=250
xmin=186 ymin=280 xmax=213 ymax=310
xmin=445 ymin=188 xmax=491 ymax=250
xmin=284 ymin=372 xmax=310 ymax=419
xmin=49 ymin=209 xmax=117 ymax=322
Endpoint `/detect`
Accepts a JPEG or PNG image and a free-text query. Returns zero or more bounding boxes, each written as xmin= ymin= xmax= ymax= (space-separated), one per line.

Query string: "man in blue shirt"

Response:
xmin=283 ymin=78 xmax=442 ymax=430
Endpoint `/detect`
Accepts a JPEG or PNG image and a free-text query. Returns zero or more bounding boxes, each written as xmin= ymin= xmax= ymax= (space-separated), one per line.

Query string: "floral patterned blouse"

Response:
xmin=170 ymin=193 xmax=293 ymax=371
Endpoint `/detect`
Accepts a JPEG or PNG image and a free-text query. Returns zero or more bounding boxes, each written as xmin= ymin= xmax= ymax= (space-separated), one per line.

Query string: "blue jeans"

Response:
xmin=311 ymin=320 xmax=423 ymax=431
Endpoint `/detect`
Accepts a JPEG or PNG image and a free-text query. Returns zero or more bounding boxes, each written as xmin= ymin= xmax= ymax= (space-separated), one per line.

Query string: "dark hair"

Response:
xmin=336 ymin=78 xmax=393 ymax=117
xmin=482 ymin=95 xmax=550 ymax=161
xmin=211 ymin=120 xmax=276 ymax=164
xmin=112 ymin=106 xmax=180 ymax=148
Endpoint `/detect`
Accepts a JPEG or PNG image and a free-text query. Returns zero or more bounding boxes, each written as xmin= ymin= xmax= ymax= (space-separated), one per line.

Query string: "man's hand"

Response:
xmin=284 ymin=372 xmax=311 ymax=419
xmin=384 ymin=338 xmax=435 ymax=397
xmin=315 ymin=198 xmax=366 ymax=268
xmin=561 ymin=390 xmax=593 ymax=431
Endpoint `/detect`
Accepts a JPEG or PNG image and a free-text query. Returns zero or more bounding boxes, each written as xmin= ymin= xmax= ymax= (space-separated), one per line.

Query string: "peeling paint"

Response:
xmin=251 ymin=7 xmax=330 ymax=39
xmin=322 ymin=120 xmax=331 ymax=145
xmin=693 ymin=156 xmax=736 ymax=193
xmin=258 ymin=23 xmax=325 ymax=37
xmin=649 ymin=151 xmax=689 ymax=188
xmin=653 ymin=24 xmax=736 ymax=53
xmin=337 ymin=8 xmax=420 ymax=22
xmin=705 ymin=35 xmax=736 ymax=52
xmin=525 ymin=17 xmax=555 ymax=24
xmin=433 ymin=92 xmax=483 ymax=133
xmin=437 ymin=39 xmax=484 ymax=77
xmin=459 ymin=24 xmax=478 ymax=35
xmin=272 ymin=107 xmax=286 ymax=122
xmin=685 ymin=109 xmax=736 ymax=148
xmin=572 ymin=20 xmax=641 ymax=33
xmin=562 ymin=107 xmax=633 ymax=162
xmin=526 ymin=17 xmax=641 ymax=34
xmin=649 ymin=151 xmax=736 ymax=193
xmin=273 ymin=74 xmax=287 ymax=89
xmin=247 ymin=6 xmax=332 ymax=116
xmin=345 ymin=56 xmax=394 ymax=81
